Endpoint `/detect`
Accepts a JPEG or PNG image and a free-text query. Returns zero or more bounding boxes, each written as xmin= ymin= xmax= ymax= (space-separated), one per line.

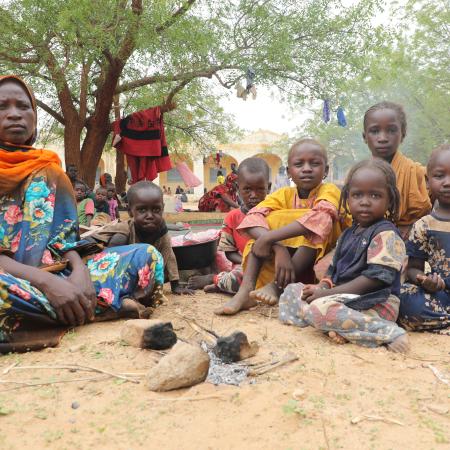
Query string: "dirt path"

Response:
xmin=1 ymin=290 xmax=449 ymax=449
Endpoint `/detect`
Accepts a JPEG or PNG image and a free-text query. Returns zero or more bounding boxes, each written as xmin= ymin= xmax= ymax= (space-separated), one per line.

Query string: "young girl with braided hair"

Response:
xmin=279 ymin=159 xmax=410 ymax=352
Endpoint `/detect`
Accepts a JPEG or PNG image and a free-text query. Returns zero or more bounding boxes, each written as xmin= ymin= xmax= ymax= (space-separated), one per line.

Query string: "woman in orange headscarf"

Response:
xmin=0 ymin=76 xmax=165 ymax=352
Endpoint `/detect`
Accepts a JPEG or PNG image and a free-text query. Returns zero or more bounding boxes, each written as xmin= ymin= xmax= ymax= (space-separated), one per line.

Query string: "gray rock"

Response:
xmin=147 ymin=341 xmax=210 ymax=391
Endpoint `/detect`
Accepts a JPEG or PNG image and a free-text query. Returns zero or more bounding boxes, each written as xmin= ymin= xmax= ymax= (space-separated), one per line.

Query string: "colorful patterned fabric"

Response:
xmin=214 ymin=266 xmax=243 ymax=294
xmin=198 ymin=173 xmax=239 ymax=212
xmin=279 ymin=282 xmax=405 ymax=347
xmin=399 ymin=214 xmax=450 ymax=331
xmin=0 ymin=151 xmax=164 ymax=343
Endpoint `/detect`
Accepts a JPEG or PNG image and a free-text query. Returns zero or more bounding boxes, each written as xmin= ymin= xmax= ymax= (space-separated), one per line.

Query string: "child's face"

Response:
xmin=287 ymin=143 xmax=328 ymax=192
xmin=107 ymin=188 xmax=115 ymax=199
xmin=95 ymin=189 xmax=107 ymax=202
xmin=427 ymin=151 xmax=450 ymax=209
xmin=74 ymin=184 xmax=86 ymax=202
xmin=238 ymin=169 xmax=269 ymax=210
xmin=363 ymin=108 xmax=403 ymax=161
xmin=348 ymin=167 xmax=390 ymax=227
xmin=129 ymin=189 xmax=164 ymax=233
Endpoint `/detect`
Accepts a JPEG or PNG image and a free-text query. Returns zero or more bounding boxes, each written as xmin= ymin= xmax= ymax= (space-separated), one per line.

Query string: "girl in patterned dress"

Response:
xmin=279 ymin=159 xmax=410 ymax=352
xmin=399 ymin=145 xmax=450 ymax=331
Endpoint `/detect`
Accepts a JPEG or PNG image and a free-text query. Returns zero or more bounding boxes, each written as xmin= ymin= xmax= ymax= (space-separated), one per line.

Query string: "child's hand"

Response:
xmin=172 ymin=285 xmax=195 ymax=295
xmin=302 ymin=284 xmax=320 ymax=302
xmin=417 ymin=273 xmax=445 ymax=293
xmin=252 ymin=235 xmax=273 ymax=259
xmin=273 ymin=246 xmax=296 ymax=288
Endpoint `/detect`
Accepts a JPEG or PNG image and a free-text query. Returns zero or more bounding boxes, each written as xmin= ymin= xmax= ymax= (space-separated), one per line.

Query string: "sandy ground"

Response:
xmin=1 ymin=289 xmax=450 ymax=450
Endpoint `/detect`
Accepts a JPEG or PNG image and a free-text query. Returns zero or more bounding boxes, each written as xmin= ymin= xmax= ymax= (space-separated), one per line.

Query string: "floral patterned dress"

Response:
xmin=399 ymin=214 xmax=450 ymax=331
xmin=0 ymin=163 xmax=164 ymax=343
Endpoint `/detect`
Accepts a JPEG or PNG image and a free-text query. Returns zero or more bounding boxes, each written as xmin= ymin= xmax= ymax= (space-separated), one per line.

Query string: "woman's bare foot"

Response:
xmin=204 ymin=284 xmax=220 ymax=293
xmin=249 ymin=282 xmax=282 ymax=305
xmin=188 ymin=274 xmax=215 ymax=290
xmin=214 ymin=287 xmax=257 ymax=315
xmin=328 ymin=331 xmax=348 ymax=345
xmin=387 ymin=333 xmax=410 ymax=354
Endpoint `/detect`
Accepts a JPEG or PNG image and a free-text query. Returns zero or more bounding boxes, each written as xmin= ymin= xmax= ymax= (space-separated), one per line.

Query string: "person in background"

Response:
xmin=198 ymin=173 xmax=239 ymax=212
xmin=216 ymin=170 xmax=225 ymax=185
xmin=106 ymin=184 xmax=119 ymax=221
xmin=167 ymin=187 xmax=172 ymax=196
xmin=162 ymin=185 xmax=168 ymax=195
xmin=75 ymin=181 xmax=95 ymax=227
xmin=175 ymin=185 xmax=182 ymax=194
xmin=94 ymin=187 xmax=110 ymax=215
xmin=271 ymin=165 xmax=290 ymax=193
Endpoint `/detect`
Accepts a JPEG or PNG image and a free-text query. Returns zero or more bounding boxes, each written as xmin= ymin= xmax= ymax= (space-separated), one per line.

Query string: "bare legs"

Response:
xmin=250 ymin=247 xmax=317 ymax=305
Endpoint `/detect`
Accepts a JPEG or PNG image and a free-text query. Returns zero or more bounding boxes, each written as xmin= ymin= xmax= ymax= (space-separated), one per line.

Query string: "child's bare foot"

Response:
xmin=214 ymin=287 xmax=257 ymax=315
xmin=328 ymin=331 xmax=348 ymax=345
xmin=204 ymin=284 xmax=220 ymax=293
xmin=387 ymin=333 xmax=410 ymax=354
xmin=188 ymin=274 xmax=215 ymax=290
xmin=249 ymin=282 xmax=281 ymax=305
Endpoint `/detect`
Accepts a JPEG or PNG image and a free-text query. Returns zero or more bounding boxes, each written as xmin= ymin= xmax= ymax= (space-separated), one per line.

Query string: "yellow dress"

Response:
xmin=238 ymin=183 xmax=350 ymax=289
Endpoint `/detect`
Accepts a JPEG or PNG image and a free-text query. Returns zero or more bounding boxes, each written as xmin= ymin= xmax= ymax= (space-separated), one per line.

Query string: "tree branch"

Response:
xmin=0 ymin=52 xmax=40 ymax=64
xmin=115 ymin=64 xmax=237 ymax=94
xmin=155 ymin=0 xmax=197 ymax=34
xmin=35 ymin=99 xmax=65 ymax=125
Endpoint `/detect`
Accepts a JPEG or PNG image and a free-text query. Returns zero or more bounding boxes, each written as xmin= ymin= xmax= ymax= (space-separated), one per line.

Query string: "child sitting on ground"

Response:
xmin=94 ymin=187 xmax=110 ymax=215
xmin=188 ymin=157 xmax=270 ymax=294
xmin=215 ymin=138 xmax=348 ymax=315
xmin=90 ymin=181 xmax=193 ymax=295
xmin=399 ymin=145 xmax=450 ymax=332
xmin=75 ymin=181 xmax=95 ymax=227
xmin=280 ymin=159 xmax=409 ymax=353
xmin=363 ymin=101 xmax=431 ymax=238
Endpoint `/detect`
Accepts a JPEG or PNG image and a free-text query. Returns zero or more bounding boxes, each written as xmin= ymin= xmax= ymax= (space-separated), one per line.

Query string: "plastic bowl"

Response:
xmin=172 ymin=238 xmax=219 ymax=270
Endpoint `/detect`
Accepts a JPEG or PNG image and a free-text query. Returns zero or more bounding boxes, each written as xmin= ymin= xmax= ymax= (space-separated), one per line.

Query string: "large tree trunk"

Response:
xmin=62 ymin=122 xmax=82 ymax=172
xmin=115 ymin=150 xmax=127 ymax=193
xmin=80 ymin=124 xmax=111 ymax=187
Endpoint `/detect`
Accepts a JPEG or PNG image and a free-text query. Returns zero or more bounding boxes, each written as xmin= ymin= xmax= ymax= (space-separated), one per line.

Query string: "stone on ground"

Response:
xmin=213 ymin=331 xmax=259 ymax=363
xmin=120 ymin=319 xmax=177 ymax=350
xmin=147 ymin=341 xmax=210 ymax=391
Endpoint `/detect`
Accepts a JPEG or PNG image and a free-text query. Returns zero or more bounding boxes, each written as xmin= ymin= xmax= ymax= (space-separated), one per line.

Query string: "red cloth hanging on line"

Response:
xmin=112 ymin=106 xmax=172 ymax=183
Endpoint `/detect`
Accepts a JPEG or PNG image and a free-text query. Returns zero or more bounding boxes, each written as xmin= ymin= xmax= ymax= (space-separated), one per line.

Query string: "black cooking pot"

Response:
xmin=172 ymin=238 xmax=219 ymax=270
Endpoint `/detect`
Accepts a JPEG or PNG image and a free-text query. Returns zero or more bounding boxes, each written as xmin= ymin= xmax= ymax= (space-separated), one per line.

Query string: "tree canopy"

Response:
xmin=300 ymin=0 xmax=450 ymax=179
xmin=0 ymin=0 xmax=381 ymax=185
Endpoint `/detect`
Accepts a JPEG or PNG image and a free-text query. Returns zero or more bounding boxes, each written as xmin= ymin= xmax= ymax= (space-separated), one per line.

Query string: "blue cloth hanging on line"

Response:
xmin=337 ymin=106 xmax=347 ymax=127
xmin=322 ymin=99 xmax=330 ymax=123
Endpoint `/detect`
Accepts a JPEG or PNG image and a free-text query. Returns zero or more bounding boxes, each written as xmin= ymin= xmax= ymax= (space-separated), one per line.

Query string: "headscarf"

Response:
xmin=0 ymin=75 xmax=61 ymax=195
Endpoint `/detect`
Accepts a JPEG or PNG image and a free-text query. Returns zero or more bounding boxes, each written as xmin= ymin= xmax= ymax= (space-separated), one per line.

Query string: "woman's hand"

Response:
xmin=252 ymin=235 xmax=273 ymax=259
xmin=40 ymin=272 xmax=95 ymax=326
xmin=417 ymin=273 xmax=445 ymax=293
xmin=67 ymin=263 xmax=97 ymax=317
xmin=273 ymin=245 xmax=296 ymax=289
